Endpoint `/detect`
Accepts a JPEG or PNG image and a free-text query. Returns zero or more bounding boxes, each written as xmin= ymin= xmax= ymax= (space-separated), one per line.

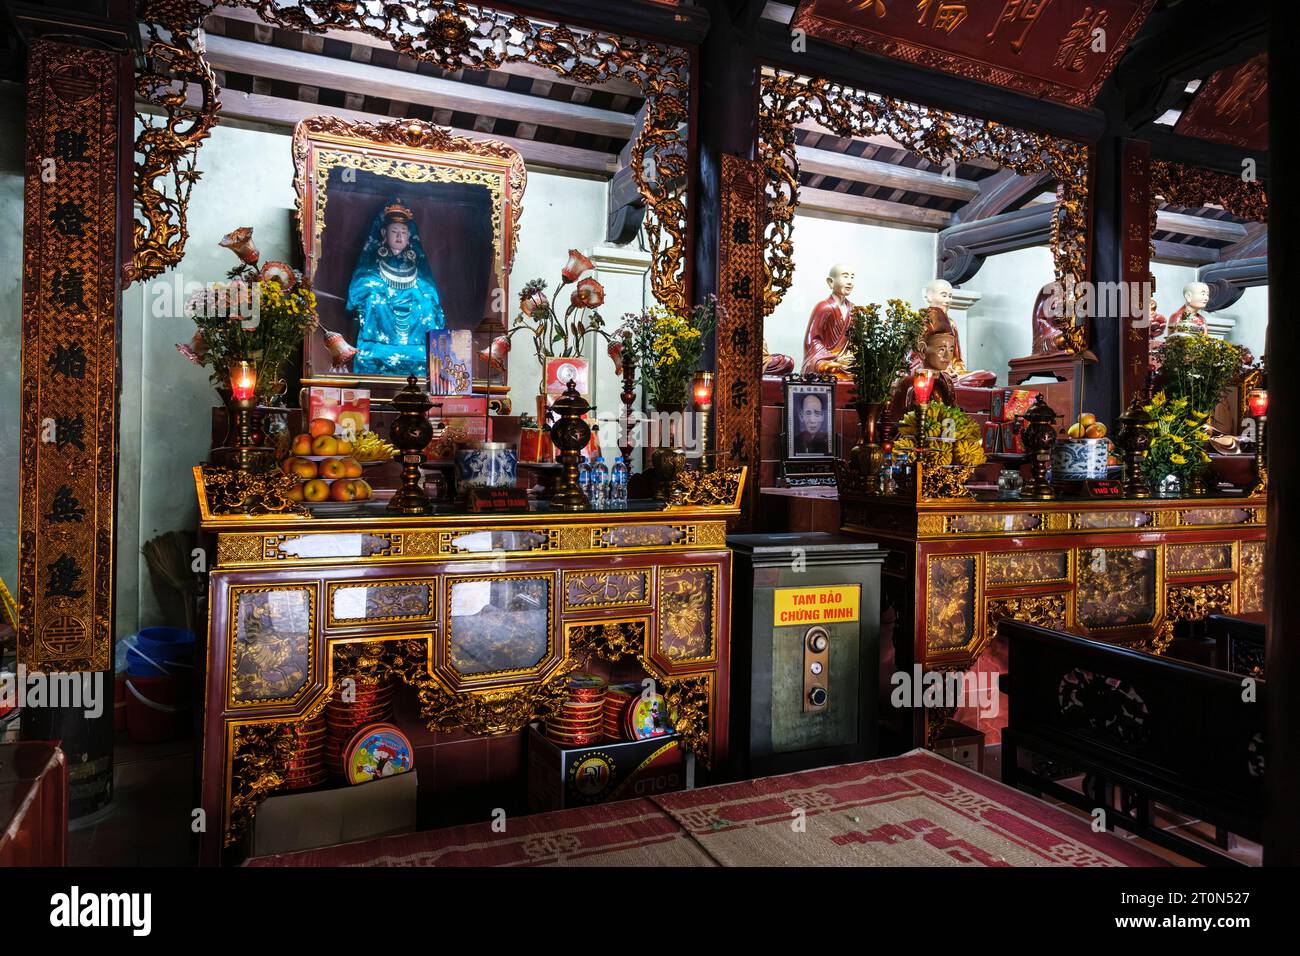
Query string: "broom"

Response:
xmin=142 ymin=530 xmax=199 ymax=634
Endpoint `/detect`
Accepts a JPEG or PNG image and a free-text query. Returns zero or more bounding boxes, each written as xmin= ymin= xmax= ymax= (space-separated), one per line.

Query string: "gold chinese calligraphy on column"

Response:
xmin=18 ymin=40 xmax=125 ymax=672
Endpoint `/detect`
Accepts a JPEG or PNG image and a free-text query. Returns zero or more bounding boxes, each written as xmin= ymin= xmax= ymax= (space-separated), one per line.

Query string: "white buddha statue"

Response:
xmin=1167 ymin=281 xmax=1210 ymax=335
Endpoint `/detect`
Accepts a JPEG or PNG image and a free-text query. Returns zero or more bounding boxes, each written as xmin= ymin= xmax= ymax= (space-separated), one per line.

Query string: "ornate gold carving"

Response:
xmin=1076 ymin=546 xmax=1159 ymax=631
xmin=987 ymin=594 xmax=1069 ymax=639
xmin=563 ymin=571 xmax=649 ymax=610
xmin=926 ymin=555 xmax=980 ymax=653
xmin=693 ymin=523 xmax=728 ymax=547
xmin=1239 ymin=541 xmax=1264 ymax=615
xmin=222 ymin=0 xmax=690 ymax=312
xmin=216 ymin=535 xmax=265 ymax=566
xmin=660 ymin=673 xmax=711 ymax=765
xmin=1148 ymin=583 xmax=1234 ymax=656
xmin=667 ymin=465 xmax=746 ymax=509
xmin=18 ymin=40 xmax=125 ymax=672
xmin=444 ymin=572 xmax=554 ymax=682
xmin=759 ymin=71 xmax=1090 ymax=352
xmin=567 ymin=619 xmax=648 ymax=662
xmin=327 ymin=580 xmax=436 ymax=626
xmin=917 ymin=514 xmax=947 ymax=536
xmin=1166 ymin=543 xmax=1234 ymax=576
xmin=1151 ymin=160 xmax=1267 ymax=226
xmin=200 ymin=465 xmax=308 ymax=517
xmin=557 ymin=526 xmax=594 ymax=552
xmin=986 ymin=551 xmax=1069 ymax=588
xmin=227 ymin=721 xmax=294 ymax=848
xmin=229 ymin=586 xmax=316 ymax=707
xmin=949 ymin=511 xmax=1042 ymax=534
xmin=414 ymin=669 xmax=576 ymax=736
xmin=132 ymin=0 xmax=221 ymax=284
xmin=658 ymin=566 xmax=716 ymax=662
xmin=597 ymin=525 xmax=687 ymax=548
xmin=917 ymin=455 xmax=975 ymax=500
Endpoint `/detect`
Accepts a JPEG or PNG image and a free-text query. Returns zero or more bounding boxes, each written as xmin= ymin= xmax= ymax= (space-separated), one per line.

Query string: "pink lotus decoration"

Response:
xmin=571 ymin=276 xmax=605 ymax=309
xmin=607 ymin=339 xmax=624 ymax=376
xmin=176 ymin=330 xmax=208 ymax=366
xmin=479 ymin=335 xmax=511 ymax=374
xmin=324 ymin=330 xmax=358 ymax=372
xmin=219 ymin=226 xmax=260 ymax=265
xmin=520 ymin=287 xmax=548 ymax=317
xmin=560 ymin=248 xmax=595 ymax=283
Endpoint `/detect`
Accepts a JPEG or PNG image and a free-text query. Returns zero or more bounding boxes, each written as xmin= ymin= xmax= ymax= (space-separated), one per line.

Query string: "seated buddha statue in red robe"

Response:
xmin=890 ymin=329 xmax=959 ymax=423
xmin=801 ymin=263 xmax=856 ymax=379
xmin=1166 ymin=281 xmax=1210 ymax=334
xmin=913 ymin=279 xmax=997 ymax=387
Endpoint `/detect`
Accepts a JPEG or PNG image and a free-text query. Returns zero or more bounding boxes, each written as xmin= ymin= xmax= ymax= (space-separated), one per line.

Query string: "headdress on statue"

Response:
xmin=382 ymin=200 xmax=415 ymax=225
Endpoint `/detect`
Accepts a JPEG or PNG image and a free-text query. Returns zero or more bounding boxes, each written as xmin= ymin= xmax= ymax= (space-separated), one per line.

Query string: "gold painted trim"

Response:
xmin=565 ymin=616 xmax=651 ymax=662
xmin=227 ymin=585 xmax=318 ymax=711
xmin=325 ymin=578 xmax=438 ymax=627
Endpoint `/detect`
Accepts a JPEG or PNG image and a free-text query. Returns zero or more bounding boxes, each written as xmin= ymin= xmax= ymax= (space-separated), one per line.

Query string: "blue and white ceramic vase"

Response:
xmin=455 ymin=441 xmax=518 ymax=488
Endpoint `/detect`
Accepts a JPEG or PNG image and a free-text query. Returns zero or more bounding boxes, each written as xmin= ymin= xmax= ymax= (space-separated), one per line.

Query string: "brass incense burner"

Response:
xmin=388 ymin=374 xmax=434 ymax=515
xmin=1116 ymin=399 xmax=1153 ymax=499
xmin=548 ymin=378 xmax=592 ymax=512
xmin=1020 ymin=394 xmax=1058 ymax=501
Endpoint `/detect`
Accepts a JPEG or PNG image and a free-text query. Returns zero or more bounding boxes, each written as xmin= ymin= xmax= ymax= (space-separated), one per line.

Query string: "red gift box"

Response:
xmin=519 ymin=427 xmax=553 ymax=463
xmin=1000 ymin=388 xmax=1037 ymax=422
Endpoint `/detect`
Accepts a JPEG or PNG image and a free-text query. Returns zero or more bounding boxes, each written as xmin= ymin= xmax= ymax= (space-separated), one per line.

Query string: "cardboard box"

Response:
xmin=431 ymin=395 xmax=488 ymax=418
xmin=306 ymin=386 xmax=371 ymax=437
xmin=251 ymin=771 xmax=418 ymax=857
xmin=526 ymin=725 xmax=690 ymax=812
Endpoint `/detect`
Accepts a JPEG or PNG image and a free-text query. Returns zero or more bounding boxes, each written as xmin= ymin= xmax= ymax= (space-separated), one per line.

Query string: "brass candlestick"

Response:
xmin=1246 ymin=388 xmax=1268 ymax=495
xmin=548 ymin=378 xmax=592 ymax=511
xmin=230 ymin=360 xmax=258 ymax=473
xmin=1116 ymin=399 xmax=1153 ymax=499
xmin=692 ymin=370 xmax=714 ymax=471
xmin=618 ymin=339 xmax=637 ymax=466
xmin=1020 ymin=394 xmax=1058 ymax=500
xmin=387 ymin=374 xmax=434 ymax=515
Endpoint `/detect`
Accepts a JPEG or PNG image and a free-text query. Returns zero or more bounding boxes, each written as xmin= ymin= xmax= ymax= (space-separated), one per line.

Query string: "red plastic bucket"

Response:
xmin=125 ymin=674 xmax=191 ymax=744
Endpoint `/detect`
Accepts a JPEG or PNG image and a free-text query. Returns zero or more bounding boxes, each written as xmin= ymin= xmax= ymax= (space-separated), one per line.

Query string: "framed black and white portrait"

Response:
xmin=784 ymin=380 xmax=835 ymax=460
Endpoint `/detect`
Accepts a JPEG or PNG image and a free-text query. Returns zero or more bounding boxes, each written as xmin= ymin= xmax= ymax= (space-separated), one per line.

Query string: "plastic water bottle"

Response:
xmin=591 ymin=456 xmax=609 ymax=509
xmin=578 ymin=456 xmax=592 ymax=502
xmin=611 ymin=457 xmax=628 ymax=509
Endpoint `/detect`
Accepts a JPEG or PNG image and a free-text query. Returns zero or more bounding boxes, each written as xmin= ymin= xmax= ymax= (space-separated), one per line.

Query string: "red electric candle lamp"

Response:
xmin=1247 ymin=387 xmax=1268 ymax=495
xmin=692 ymin=370 xmax=715 ymax=470
xmin=912 ymin=371 xmax=935 ymax=447
xmin=229 ymin=360 xmax=258 ymax=471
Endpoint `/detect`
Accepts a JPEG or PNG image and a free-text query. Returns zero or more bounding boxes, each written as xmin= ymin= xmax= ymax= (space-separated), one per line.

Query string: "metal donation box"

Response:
xmin=728 ymin=533 xmax=884 ymax=777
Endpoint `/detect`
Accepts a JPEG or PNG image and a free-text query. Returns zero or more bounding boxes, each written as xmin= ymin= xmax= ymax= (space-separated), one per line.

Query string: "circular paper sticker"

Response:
xmin=626 ymin=693 xmax=670 ymax=740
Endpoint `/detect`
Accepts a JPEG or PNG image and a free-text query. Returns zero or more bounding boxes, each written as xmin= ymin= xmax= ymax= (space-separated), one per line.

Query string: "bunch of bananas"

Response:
xmin=892 ymin=402 xmax=986 ymax=467
xmin=352 ymin=429 xmax=397 ymax=463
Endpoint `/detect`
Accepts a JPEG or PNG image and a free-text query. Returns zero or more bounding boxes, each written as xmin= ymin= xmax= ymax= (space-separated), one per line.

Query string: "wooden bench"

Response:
xmin=1000 ymin=620 xmax=1264 ymax=866
xmin=1206 ymin=613 xmax=1266 ymax=679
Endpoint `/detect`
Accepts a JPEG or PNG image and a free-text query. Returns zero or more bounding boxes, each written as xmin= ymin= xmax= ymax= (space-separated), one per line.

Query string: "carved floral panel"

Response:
xmin=564 ymin=571 xmax=649 ymax=610
xmin=1075 ymin=510 xmax=1153 ymax=530
xmin=926 ymin=555 xmax=977 ymax=652
xmin=1075 ymin=547 xmax=1157 ymax=630
xmin=231 ymin=587 xmax=314 ymax=705
xmin=986 ymin=550 xmax=1068 ymax=587
xmin=329 ymin=580 xmax=434 ymax=625
xmin=657 ymin=566 xmax=716 ymax=661
xmin=950 ymin=513 xmax=1041 ymax=534
xmin=1239 ymin=541 xmax=1264 ymax=615
xmin=1166 ymin=543 xmax=1233 ymax=576
xmin=447 ymin=576 xmax=551 ymax=677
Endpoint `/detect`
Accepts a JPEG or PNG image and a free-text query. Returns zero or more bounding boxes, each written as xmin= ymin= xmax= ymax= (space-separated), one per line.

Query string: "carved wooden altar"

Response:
xmin=195 ymin=468 xmax=743 ymax=864
xmin=840 ymin=487 xmax=1267 ymax=748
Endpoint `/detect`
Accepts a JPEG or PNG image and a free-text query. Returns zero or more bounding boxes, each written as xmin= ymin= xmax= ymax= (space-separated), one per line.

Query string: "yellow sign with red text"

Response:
xmin=773 ymin=585 xmax=861 ymax=626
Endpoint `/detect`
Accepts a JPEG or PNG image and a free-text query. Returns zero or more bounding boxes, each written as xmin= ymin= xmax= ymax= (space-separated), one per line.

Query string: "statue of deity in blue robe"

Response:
xmin=348 ymin=200 xmax=445 ymax=377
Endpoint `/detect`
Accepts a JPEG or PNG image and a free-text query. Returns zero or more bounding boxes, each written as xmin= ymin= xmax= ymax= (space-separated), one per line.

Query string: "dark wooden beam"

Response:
xmin=492 ymin=0 xmax=710 ymax=46
xmin=1110 ymin=0 xmax=1268 ymax=131
xmin=951 ymin=168 xmax=1052 ymax=225
xmin=1144 ymin=126 xmax=1269 ymax=180
xmin=938 ymin=204 xmax=1053 ymax=284
xmin=1199 ymin=256 xmax=1267 ymax=311
xmin=755 ymin=18 xmax=1107 ymax=144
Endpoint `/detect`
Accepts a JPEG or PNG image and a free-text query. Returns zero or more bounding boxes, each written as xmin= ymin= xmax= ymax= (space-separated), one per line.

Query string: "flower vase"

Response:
xmin=851 ymin=401 xmax=884 ymax=477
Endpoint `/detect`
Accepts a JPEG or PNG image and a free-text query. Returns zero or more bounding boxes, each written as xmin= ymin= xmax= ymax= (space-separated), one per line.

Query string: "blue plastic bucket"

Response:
xmin=125 ymin=627 xmax=195 ymax=677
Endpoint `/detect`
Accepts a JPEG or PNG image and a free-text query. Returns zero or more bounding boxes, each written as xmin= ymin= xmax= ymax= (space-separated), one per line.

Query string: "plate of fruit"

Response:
xmin=283 ymin=418 xmax=375 ymax=505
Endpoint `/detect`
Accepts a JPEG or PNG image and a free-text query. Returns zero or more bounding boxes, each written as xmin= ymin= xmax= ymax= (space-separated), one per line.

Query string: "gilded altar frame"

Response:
xmin=292 ymin=116 xmax=527 ymax=391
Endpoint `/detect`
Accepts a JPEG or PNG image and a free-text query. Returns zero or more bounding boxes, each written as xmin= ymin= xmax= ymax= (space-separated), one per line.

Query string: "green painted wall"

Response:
xmin=0 ymin=83 xmax=24 ymax=600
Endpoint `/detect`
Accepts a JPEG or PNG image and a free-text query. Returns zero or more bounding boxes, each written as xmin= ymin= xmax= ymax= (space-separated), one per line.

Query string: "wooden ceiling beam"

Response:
xmin=795 ymin=143 xmax=979 ymax=201
xmin=798 ymin=187 xmax=951 ymax=228
xmin=201 ymin=33 xmax=638 ymax=139
xmin=176 ymin=88 xmax=618 ymax=176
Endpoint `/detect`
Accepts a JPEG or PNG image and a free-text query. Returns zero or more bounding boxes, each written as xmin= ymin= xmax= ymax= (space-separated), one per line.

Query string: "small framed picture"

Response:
xmin=427 ymin=330 xmax=474 ymax=396
xmin=545 ymin=357 xmax=589 ymax=397
xmin=784 ymin=380 xmax=835 ymax=460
